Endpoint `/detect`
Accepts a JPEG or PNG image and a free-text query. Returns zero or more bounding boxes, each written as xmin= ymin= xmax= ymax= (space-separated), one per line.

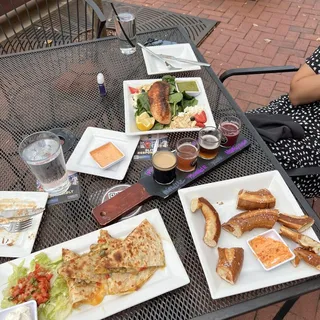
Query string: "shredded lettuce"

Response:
xmin=1 ymin=260 xmax=28 ymax=309
xmin=38 ymin=274 xmax=72 ymax=320
xmin=1 ymin=253 xmax=71 ymax=320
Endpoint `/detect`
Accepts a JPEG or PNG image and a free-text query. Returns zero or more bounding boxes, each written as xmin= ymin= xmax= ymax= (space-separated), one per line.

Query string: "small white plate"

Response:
xmin=178 ymin=170 xmax=320 ymax=299
xmin=66 ymin=127 xmax=140 ymax=180
xmin=247 ymin=229 xmax=295 ymax=271
xmin=124 ymin=77 xmax=215 ymax=136
xmin=0 ymin=300 xmax=37 ymax=320
xmin=141 ymin=43 xmax=201 ymax=75
xmin=0 ymin=191 xmax=48 ymax=258
xmin=0 ymin=209 xmax=190 ymax=320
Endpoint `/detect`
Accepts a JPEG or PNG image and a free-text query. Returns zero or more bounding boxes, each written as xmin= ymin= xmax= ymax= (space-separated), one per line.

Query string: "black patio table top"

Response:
xmin=0 ymin=26 xmax=320 ymax=320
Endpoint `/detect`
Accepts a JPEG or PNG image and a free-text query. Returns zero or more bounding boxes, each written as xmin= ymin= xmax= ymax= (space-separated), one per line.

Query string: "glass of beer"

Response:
xmin=198 ymin=126 xmax=222 ymax=160
xmin=219 ymin=116 xmax=241 ymax=147
xmin=152 ymin=150 xmax=177 ymax=185
xmin=176 ymin=138 xmax=199 ymax=172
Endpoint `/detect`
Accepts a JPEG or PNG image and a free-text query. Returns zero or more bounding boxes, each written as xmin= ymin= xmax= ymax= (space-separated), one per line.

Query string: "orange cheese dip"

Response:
xmin=249 ymin=236 xmax=293 ymax=269
xmin=90 ymin=142 xmax=123 ymax=167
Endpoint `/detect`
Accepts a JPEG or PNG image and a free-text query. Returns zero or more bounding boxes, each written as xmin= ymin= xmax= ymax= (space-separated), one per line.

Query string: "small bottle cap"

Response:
xmin=97 ymin=73 xmax=105 ymax=84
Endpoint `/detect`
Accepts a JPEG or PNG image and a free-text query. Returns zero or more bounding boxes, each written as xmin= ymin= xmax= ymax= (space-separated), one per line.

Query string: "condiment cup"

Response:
xmin=90 ymin=142 xmax=125 ymax=170
xmin=247 ymin=229 xmax=295 ymax=271
xmin=175 ymin=79 xmax=201 ymax=97
xmin=0 ymin=300 xmax=38 ymax=320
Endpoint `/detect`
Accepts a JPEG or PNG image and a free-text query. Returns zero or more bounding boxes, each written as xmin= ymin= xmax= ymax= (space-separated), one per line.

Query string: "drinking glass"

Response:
xmin=198 ymin=126 xmax=222 ymax=160
xmin=176 ymin=138 xmax=199 ymax=172
xmin=219 ymin=116 xmax=241 ymax=147
xmin=114 ymin=6 xmax=137 ymax=55
xmin=19 ymin=131 xmax=70 ymax=196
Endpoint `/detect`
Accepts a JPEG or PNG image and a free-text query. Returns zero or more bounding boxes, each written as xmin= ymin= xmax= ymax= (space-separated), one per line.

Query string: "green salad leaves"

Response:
xmin=1 ymin=253 xmax=71 ymax=320
xmin=134 ymin=75 xmax=198 ymax=129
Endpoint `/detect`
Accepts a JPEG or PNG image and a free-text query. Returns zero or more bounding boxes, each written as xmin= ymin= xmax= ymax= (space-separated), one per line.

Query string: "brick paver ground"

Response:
xmin=119 ymin=0 xmax=320 ymax=319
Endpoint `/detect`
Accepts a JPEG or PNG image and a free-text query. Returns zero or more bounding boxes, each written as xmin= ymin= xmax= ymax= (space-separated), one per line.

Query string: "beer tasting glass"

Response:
xmin=219 ymin=116 xmax=241 ymax=147
xmin=19 ymin=131 xmax=70 ymax=196
xmin=176 ymin=138 xmax=200 ymax=172
xmin=198 ymin=126 xmax=222 ymax=160
xmin=152 ymin=150 xmax=177 ymax=185
xmin=114 ymin=6 xmax=137 ymax=55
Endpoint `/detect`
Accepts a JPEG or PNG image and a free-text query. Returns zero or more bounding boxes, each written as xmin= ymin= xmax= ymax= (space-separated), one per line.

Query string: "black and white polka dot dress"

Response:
xmin=247 ymin=48 xmax=320 ymax=198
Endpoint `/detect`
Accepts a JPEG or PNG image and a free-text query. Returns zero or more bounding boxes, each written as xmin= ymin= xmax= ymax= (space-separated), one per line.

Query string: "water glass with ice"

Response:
xmin=114 ymin=6 xmax=137 ymax=55
xmin=19 ymin=131 xmax=70 ymax=196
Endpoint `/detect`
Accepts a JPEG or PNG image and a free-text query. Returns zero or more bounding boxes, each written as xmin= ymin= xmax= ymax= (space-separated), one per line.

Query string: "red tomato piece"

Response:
xmin=194 ymin=111 xmax=207 ymax=123
xmin=196 ymin=122 xmax=205 ymax=127
xmin=129 ymin=86 xmax=139 ymax=94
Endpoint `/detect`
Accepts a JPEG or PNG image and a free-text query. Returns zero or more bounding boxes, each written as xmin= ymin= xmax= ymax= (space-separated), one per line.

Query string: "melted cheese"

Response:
xmin=86 ymin=285 xmax=106 ymax=306
xmin=249 ymin=236 xmax=293 ymax=269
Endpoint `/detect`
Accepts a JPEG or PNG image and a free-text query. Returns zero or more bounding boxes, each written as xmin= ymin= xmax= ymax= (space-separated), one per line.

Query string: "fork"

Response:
xmin=0 ymin=218 xmax=33 ymax=233
xmin=137 ymin=43 xmax=182 ymax=71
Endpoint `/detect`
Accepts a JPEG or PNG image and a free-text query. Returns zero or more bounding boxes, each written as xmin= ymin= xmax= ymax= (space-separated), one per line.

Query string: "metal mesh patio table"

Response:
xmin=0 ymin=26 xmax=319 ymax=320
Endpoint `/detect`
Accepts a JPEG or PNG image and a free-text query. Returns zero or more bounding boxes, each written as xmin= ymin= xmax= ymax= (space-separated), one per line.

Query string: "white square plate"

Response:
xmin=124 ymin=77 xmax=215 ymax=136
xmin=0 ymin=191 xmax=48 ymax=258
xmin=66 ymin=127 xmax=140 ymax=180
xmin=178 ymin=170 xmax=320 ymax=299
xmin=141 ymin=43 xmax=201 ymax=75
xmin=0 ymin=209 xmax=190 ymax=319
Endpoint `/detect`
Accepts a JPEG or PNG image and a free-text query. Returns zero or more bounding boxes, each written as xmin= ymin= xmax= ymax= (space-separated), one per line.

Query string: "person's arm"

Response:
xmin=289 ymin=47 xmax=320 ymax=106
xmin=289 ymin=64 xmax=320 ymax=106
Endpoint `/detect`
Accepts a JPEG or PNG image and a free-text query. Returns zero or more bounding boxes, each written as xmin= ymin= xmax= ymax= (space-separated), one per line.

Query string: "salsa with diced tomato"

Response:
xmin=9 ymin=263 xmax=53 ymax=306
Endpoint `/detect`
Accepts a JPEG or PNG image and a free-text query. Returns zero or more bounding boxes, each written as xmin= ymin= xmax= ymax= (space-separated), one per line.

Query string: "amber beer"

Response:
xmin=198 ymin=127 xmax=222 ymax=160
xmin=176 ymin=138 xmax=199 ymax=172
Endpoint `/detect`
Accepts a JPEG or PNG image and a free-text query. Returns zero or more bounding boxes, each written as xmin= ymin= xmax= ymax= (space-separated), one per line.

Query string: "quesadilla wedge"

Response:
xmin=107 ymin=267 xmax=158 ymax=295
xmin=59 ymin=231 xmax=123 ymax=283
xmin=59 ymin=221 xmax=163 ymax=306
xmin=95 ymin=219 xmax=165 ymax=274
xmin=59 ymin=249 xmax=107 ymax=307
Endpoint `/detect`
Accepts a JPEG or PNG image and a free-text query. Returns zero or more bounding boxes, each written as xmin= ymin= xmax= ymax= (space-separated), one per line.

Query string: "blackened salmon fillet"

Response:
xmin=147 ymin=81 xmax=171 ymax=124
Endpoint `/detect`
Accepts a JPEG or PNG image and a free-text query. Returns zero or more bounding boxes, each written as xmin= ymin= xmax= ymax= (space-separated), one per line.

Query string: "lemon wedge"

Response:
xmin=136 ymin=113 xmax=155 ymax=131
xmin=138 ymin=112 xmax=150 ymax=120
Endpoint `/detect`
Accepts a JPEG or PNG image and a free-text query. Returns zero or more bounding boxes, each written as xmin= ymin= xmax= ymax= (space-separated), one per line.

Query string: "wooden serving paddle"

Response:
xmin=92 ymin=136 xmax=250 ymax=226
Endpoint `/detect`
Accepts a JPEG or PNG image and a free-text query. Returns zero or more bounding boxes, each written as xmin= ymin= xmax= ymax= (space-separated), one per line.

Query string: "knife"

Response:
xmin=157 ymin=54 xmax=211 ymax=67
xmin=0 ymin=208 xmax=45 ymax=220
xmin=137 ymin=42 xmax=168 ymax=64
xmin=92 ymin=136 xmax=251 ymax=226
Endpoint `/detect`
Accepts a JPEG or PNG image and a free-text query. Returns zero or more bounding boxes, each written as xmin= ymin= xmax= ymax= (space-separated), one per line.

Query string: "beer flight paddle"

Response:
xmin=92 ymin=135 xmax=250 ymax=226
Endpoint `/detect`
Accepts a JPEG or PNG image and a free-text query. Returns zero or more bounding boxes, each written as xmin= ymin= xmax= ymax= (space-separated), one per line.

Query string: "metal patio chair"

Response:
xmin=0 ymin=0 xmax=106 ymax=55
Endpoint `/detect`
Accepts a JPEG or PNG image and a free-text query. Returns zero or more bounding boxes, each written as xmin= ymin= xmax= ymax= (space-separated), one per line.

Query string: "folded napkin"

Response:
xmin=246 ymin=113 xmax=305 ymax=143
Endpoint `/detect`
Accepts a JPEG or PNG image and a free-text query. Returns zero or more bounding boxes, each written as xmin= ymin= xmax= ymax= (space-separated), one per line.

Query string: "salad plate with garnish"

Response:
xmin=123 ymin=76 xmax=215 ymax=136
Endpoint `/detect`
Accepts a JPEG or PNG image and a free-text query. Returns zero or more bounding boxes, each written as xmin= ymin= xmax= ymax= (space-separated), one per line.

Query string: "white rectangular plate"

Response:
xmin=141 ymin=43 xmax=201 ymax=75
xmin=66 ymin=127 xmax=140 ymax=180
xmin=0 ymin=209 xmax=190 ymax=319
xmin=0 ymin=191 xmax=48 ymax=258
xmin=178 ymin=170 xmax=320 ymax=299
xmin=124 ymin=77 xmax=215 ymax=136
